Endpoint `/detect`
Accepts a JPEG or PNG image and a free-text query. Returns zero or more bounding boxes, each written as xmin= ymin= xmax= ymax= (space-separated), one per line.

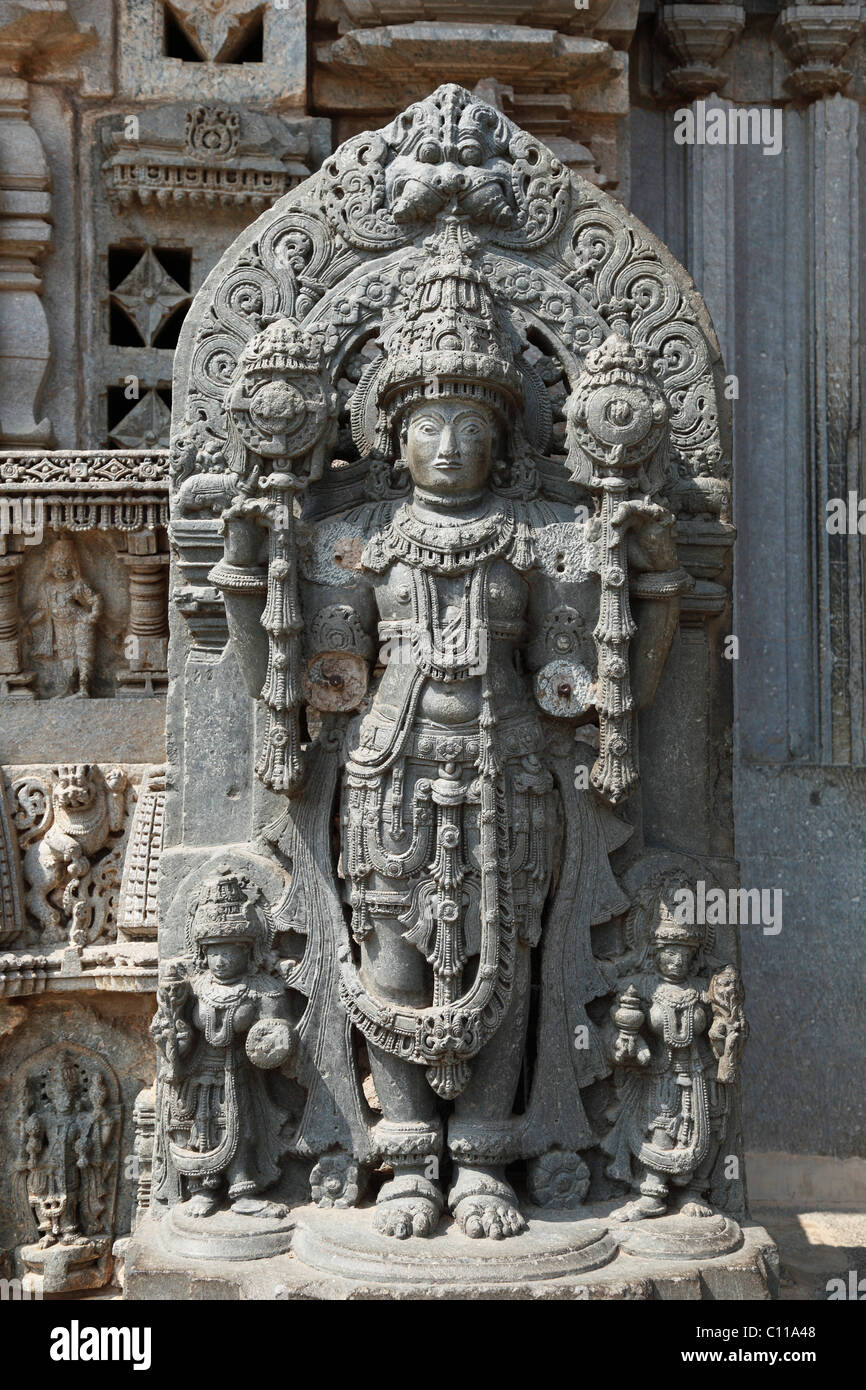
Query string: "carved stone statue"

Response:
xmin=15 ymin=1049 xmax=119 ymax=1249
xmin=25 ymin=538 xmax=102 ymax=697
xmin=143 ymin=85 xmax=763 ymax=1290
xmin=151 ymin=868 xmax=294 ymax=1221
xmin=602 ymin=885 xmax=748 ymax=1222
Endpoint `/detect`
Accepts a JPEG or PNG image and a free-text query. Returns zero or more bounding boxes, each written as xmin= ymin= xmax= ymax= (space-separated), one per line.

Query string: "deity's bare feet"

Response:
xmin=611 ymin=1194 xmax=667 ymax=1222
xmin=374 ymin=1173 xmax=442 ymax=1239
xmin=181 ymin=1191 xmax=221 ymax=1218
xmin=230 ymin=1195 xmax=288 ymax=1219
xmin=678 ymin=1195 xmax=715 ymax=1218
xmin=449 ymin=1166 xmax=525 ymax=1240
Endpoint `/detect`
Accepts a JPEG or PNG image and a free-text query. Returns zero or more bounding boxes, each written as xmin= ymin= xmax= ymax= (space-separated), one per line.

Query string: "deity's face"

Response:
xmin=403 ymin=398 xmax=495 ymax=497
xmin=205 ymin=940 xmax=250 ymax=983
xmin=656 ymin=943 xmax=696 ymax=982
xmin=50 ymin=546 xmax=76 ymax=581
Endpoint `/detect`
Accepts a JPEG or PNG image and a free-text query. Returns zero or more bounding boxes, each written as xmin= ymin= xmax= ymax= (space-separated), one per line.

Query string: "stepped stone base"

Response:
xmin=123 ymin=1204 xmax=780 ymax=1301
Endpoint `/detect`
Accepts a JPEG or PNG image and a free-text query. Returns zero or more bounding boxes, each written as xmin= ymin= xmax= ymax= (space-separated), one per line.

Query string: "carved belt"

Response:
xmin=339 ymin=706 xmax=518 ymax=1100
xmin=354 ymin=712 xmax=544 ymax=764
xmin=377 ymin=618 xmax=525 ymax=642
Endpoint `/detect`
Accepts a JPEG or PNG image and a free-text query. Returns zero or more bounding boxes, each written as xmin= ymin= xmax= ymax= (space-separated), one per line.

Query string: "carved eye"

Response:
xmin=458 ymin=141 xmax=483 ymax=167
xmin=418 ymin=140 xmax=441 ymax=164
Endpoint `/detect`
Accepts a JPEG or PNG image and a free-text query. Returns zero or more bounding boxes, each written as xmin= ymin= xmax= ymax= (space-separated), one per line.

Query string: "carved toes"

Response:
xmin=610 ymin=1196 xmax=667 ymax=1222
xmin=373 ymin=1198 xmax=438 ymax=1239
xmin=454 ymin=1197 xmax=526 ymax=1240
xmin=230 ymin=1196 xmax=289 ymax=1220
xmin=373 ymin=1173 xmax=442 ymax=1239
xmin=679 ymin=1199 xmax=714 ymax=1219
xmin=181 ymin=1191 xmax=221 ymax=1219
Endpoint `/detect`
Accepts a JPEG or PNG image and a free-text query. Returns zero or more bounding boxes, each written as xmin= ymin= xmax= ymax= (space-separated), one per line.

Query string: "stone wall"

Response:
xmin=628 ymin=9 xmax=866 ymax=1170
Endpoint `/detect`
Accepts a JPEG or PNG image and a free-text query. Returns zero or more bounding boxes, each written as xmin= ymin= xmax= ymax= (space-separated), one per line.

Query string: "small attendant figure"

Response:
xmin=151 ymin=867 xmax=294 ymax=1219
xmin=603 ymin=906 xmax=747 ymax=1221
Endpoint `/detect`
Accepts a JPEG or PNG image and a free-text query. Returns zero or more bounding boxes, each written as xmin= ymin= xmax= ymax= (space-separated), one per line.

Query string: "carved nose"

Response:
xmin=438 ymin=424 xmax=459 ymax=458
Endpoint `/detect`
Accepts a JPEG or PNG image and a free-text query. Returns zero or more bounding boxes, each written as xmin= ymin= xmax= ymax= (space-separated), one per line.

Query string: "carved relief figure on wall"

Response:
xmin=14 ymin=762 xmax=128 ymax=945
xmin=24 ymin=538 xmax=102 ymax=697
xmin=602 ymin=882 xmax=748 ymax=1222
xmin=15 ymin=1049 xmax=120 ymax=1250
xmin=151 ymin=868 xmax=294 ymax=1220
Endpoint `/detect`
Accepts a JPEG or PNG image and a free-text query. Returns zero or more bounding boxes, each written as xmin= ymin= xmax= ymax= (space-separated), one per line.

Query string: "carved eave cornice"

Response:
xmin=102 ymin=153 xmax=303 ymax=212
xmin=775 ymin=4 xmax=863 ymax=100
xmin=0 ymin=944 xmax=157 ymax=997
xmin=0 ymin=448 xmax=169 ymax=490
xmin=102 ymin=106 xmax=321 ymax=212
xmin=0 ymin=449 xmax=170 ymax=529
xmin=314 ymin=23 xmax=628 ymax=112
xmin=657 ymin=4 xmax=745 ymax=99
xmin=316 ymin=0 xmax=639 ymax=48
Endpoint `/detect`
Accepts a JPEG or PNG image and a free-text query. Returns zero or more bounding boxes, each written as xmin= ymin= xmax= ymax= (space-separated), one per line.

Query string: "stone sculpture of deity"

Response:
xmin=195 ymin=225 xmax=689 ymax=1242
xmin=153 ymin=85 xmax=745 ymax=1278
xmin=26 ymin=537 xmax=102 ymax=697
xmin=269 ymin=229 xmax=685 ymax=1241
xmin=603 ymin=893 xmax=748 ymax=1222
xmin=151 ymin=868 xmax=294 ymax=1220
xmin=15 ymin=1050 xmax=120 ymax=1251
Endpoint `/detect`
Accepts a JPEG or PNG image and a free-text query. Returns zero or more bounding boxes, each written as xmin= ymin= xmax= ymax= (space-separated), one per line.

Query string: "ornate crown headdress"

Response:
xmin=49 ymin=537 xmax=79 ymax=567
xmin=185 ymin=866 xmax=265 ymax=955
xmin=351 ymin=219 xmax=524 ymax=455
xmin=652 ymin=903 xmax=703 ymax=950
xmin=624 ymin=869 xmax=712 ymax=961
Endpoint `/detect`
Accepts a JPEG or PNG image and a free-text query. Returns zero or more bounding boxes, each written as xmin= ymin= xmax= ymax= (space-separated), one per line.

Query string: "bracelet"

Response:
xmin=629 ymin=566 xmax=693 ymax=600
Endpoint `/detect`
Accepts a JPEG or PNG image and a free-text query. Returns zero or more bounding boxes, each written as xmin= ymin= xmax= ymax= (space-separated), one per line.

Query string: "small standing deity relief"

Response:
xmin=24 ymin=538 xmax=102 ymax=697
xmin=151 ymin=868 xmax=295 ymax=1221
xmin=15 ymin=1049 xmax=120 ymax=1249
xmin=602 ymin=882 xmax=748 ymax=1222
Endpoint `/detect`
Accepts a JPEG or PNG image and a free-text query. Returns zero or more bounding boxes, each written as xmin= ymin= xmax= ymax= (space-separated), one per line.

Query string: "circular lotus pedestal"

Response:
xmin=614 ymin=1212 xmax=743 ymax=1261
xmin=161 ymin=1204 xmax=295 ymax=1262
xmin=292 ymin=1207 xmax=617 ymax=1286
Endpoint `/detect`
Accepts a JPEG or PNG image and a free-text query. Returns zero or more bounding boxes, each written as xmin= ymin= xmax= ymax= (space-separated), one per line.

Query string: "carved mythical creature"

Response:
xmin=25 ymin=538 xmax=102 ymax=697
xmin=151 ymin=868 xmax=295 ymax=1219
xmin=602 ymin=885 xmax=748 ymax=1221
xmin=19 ymin=764 xmax=128 ymax=943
